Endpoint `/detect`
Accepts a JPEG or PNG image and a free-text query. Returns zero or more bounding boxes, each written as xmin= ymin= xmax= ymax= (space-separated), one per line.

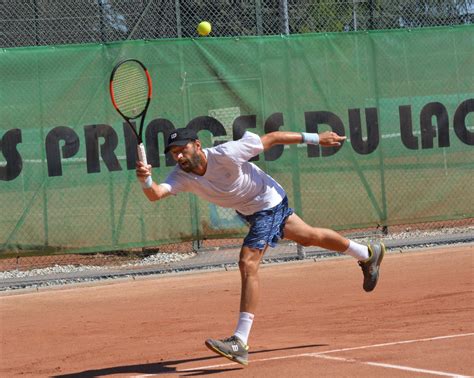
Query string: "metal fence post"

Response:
xmin=255 ymin=0 xmax=263 ymax=35
xmin=280 ymin=0 xmax=290 ymax=35
xmin=175 ymin=0 xmax=182 ymax=38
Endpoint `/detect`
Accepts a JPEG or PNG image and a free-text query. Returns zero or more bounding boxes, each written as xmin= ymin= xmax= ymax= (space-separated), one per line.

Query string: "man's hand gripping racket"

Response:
xmin=109 ymin=59 xmax=153 ymax=188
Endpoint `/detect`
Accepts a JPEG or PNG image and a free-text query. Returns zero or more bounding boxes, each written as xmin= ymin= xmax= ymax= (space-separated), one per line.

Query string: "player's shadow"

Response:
xmin=54 ymin=343 xmax=327 ymax=377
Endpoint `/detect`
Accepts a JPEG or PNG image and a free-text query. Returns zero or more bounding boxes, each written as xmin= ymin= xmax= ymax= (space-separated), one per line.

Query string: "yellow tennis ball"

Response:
xmin=197 ymin=21 xmax=212 ymax=36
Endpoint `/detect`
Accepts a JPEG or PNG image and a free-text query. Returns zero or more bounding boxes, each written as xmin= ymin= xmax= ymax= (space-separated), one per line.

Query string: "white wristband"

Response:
xmin=141 ymin=176 xmax=153 ymax=189
xmin=301 ymin=132 xmax=320 ymax=145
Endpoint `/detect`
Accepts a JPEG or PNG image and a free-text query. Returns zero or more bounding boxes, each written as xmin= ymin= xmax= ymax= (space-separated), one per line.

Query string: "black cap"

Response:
xmin=164 ymin=128 xmax=199 ymax=153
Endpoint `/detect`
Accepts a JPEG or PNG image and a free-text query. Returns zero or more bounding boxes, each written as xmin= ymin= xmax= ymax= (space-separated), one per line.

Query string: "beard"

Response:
xmin=178 ymin=150 xmax=202 ymax=173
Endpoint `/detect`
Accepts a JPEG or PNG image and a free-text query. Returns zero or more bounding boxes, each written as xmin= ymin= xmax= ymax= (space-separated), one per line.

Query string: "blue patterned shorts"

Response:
xmin=237 ymin=197 xmax=294 ymax=250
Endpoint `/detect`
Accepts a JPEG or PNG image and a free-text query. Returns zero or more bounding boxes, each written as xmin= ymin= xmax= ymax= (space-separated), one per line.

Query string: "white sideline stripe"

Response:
xmin=177 ymin=333 xmax=474 ymax=373
xmin=308 ymin=332 xmax=474 ymax=356
xmin=313 ymin=354 xmax=470 ymax=377
xmin=366 ymin=361 xmax=471 ymax=378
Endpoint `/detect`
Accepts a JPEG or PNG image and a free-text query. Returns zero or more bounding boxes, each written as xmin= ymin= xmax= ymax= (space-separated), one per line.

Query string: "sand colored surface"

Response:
xmin=1 ymin=245 xmax=473 ymax=377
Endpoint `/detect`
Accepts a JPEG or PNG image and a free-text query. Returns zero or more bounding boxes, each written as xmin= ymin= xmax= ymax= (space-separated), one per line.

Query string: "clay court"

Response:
xmin=1 ymin=245 xmax=472 ymax=377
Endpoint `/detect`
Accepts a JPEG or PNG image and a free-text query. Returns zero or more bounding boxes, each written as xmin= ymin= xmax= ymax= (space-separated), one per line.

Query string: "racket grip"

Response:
xmin=143 ymin=176 xmax=153 ymax=189
xmin=137 ymin=143 xmax=153 ymax=189
xmin=137 ymin=143 xmax=148 ymax=165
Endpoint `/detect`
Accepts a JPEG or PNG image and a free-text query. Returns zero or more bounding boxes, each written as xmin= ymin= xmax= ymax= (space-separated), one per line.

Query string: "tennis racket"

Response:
xmin=109 ymin=59 xmax=152 ymax=168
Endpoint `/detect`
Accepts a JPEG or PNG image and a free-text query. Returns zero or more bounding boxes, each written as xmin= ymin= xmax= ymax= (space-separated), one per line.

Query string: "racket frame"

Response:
xmin=109 ymin=58 xmax=153 ymax=166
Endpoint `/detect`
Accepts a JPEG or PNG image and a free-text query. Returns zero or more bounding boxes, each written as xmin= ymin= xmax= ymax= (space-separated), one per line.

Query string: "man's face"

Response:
xmin=169 ymin=141 xmax=202 ymax=173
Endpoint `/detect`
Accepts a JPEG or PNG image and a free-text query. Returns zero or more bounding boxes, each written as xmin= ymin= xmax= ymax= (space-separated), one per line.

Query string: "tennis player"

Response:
xmin=135 ymin=128 xmax=385 ymax=366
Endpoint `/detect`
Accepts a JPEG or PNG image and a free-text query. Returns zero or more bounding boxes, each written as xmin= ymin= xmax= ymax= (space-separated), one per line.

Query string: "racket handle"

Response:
xmin=137 ymin=143 xmax=148 ymax=165
xmin=137 ymin=143 xmax=153 ymax=189
xmin=143 ymin=176 xmax=153 ymax=189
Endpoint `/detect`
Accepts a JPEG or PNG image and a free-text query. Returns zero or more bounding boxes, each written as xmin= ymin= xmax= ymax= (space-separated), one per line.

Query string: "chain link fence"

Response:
xmin=1 ymin=1 xmax=473 ymax=275
xmin=1 ymin=0 xmax=473 ymax=48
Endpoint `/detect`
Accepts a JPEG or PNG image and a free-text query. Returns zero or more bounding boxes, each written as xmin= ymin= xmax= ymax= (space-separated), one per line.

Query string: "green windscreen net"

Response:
xmin=1 ymin=26 xmax=473 ymax=253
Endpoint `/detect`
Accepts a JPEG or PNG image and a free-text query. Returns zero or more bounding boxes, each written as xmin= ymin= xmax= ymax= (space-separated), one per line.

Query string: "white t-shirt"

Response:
xmin=160 ymin=131 xmax=286 ymax=215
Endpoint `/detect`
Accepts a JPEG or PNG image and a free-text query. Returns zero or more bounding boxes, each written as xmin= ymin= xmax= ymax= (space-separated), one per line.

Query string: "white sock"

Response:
xmin=233 ymin=312 xmax=254 ymax=345
xmin=344 ymin=240 xmax=370 ymax=261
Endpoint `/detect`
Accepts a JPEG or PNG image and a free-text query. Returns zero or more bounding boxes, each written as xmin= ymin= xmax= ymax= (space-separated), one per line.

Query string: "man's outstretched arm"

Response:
xmin=135 ymin=161 xmax=172 ymax=201
xmin=260 ymin=131 xmax=346 ymax=151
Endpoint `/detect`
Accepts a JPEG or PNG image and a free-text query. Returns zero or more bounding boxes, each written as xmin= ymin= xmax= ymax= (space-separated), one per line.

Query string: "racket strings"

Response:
xmin=112 ymin=63 xmax=149 ymax=119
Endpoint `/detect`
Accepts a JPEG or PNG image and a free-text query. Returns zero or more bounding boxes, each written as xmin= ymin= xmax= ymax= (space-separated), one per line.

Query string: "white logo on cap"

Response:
xmin=170 ymin=132 xmax=177 ymax=140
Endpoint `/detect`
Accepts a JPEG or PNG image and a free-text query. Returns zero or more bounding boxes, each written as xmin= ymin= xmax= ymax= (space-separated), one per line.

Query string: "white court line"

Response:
xmin=313 ymin=354 xmax=471 ymax=377
xmin=366 ymin=361 xmax=471 ymax=378
xmin=177 ymin=332 xmax=474 ymax=374
xmin=307 ymin=332 xmax=474 ymax=356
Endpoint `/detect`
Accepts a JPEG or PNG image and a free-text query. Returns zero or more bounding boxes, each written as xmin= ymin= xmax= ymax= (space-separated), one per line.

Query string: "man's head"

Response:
xmin=164 ymin=128 xmax=199 ymax=153
xmin=165 ymin=128 xmax=203 ymax=173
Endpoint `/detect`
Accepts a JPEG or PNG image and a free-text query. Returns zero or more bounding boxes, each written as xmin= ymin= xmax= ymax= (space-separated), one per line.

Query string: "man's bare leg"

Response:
xmin=238 ymin=246 xmax=266 ymax=313
xmin=283 ymin=213 xmax=385 ymax=292
xmin=204 ymin=245 xmax=265 ymax=365
xmin=283 ymin=213 xmax=350 ymax=252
